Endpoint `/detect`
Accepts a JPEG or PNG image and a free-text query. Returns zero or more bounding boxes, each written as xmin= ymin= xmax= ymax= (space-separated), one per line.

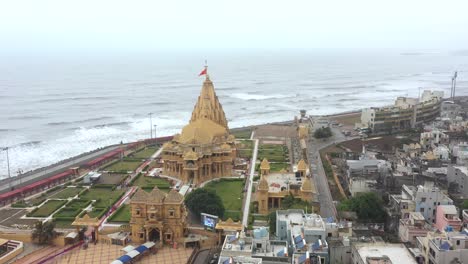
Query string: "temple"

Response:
xmin=129 ymin=187 xmax=187 ymax=244
xmin=162 ymin=73 xmax=236 ymax=185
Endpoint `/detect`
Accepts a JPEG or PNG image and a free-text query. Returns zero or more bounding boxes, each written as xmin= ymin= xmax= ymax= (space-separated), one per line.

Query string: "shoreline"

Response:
xmin=0 ymin=109 xmax=363 ymax=193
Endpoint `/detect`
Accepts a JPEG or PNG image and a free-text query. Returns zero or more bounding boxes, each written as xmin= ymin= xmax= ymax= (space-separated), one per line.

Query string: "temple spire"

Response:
xmin=190 ymin=67 xmax=228 ymax=129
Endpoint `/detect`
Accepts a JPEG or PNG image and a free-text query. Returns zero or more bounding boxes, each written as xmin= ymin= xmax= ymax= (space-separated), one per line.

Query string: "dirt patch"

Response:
xmin=254 ymin=124 xmax=296 ymax=139
xmin=330 ymin=112 xmax=360 ymax=127
xmin=97 ymin=173 xmax=127 ymax=185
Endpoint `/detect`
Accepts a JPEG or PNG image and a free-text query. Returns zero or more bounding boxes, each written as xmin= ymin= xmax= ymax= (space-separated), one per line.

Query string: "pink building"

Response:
xmin=435 ymin=205 xmax=462 ymax=232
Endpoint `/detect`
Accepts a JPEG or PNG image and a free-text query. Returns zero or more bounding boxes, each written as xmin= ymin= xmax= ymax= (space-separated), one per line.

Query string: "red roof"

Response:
xmin=85 ymin=149 xmax=122 ymax=167
xmin=0 ymin=170 xmax=73 ymax=201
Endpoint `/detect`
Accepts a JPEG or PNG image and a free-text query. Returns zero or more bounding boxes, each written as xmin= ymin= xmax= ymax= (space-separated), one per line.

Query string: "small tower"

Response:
xmin=301 ymin=176 xmax=316 ymax=203
xmin=257 ymin=175 xmax=269 ymax=215
xmin=297 ymin=159 xmax=307 ymax=177
xmin=260 ymin=158 xmax=270 ymax=176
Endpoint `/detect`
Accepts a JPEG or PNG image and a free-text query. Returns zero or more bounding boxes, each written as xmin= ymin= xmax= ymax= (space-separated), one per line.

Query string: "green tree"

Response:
xmin=32 ymin=220 xmax=58 ymax=245
xmin=337 ymin=192 xmax=386 ymax=222
xmin=314 ymin=127 xmax=332 ymax=139
xmin=185 ymin=188 xmax=225 ymax=218
xmin=268 ymin=211 xmax=277 ymax=235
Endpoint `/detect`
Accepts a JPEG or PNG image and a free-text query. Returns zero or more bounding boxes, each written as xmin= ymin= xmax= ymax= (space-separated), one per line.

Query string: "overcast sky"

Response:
xmin=1 ymin=0 xmax=468 ymax=53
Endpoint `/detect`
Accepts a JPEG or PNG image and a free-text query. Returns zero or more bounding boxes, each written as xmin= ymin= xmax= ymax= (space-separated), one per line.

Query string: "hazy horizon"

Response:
xmin=1 ymin=0 xmax=468 ymax=54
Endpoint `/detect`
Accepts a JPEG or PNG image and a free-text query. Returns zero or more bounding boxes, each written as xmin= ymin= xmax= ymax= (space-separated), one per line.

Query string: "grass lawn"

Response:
xmin=108 ymin=204 xmax=131 ymax=223
xmin=231 ymin=129 xmax=252 ymax=139
xmin=131 ymin=147 xmax=159 ymax=159
xmin=255 ymin=162 xmax=289 ymax=172
xmin=29 ymin=200 xmax=67 ymax=217
xmin=54 ymin=219 xmax=73 ymax=228
xmin=54 ymin=207 xmax=82 ymax=218
xmin=50 ymin=187 xmax=84 ymax=199
xmin=204 ymin=179 xmax=244 ymax=212
xmin=131 ymin=174 xmax=171 ymax=189
xmin=238 ymin=149 xmax=253 ymax=159
xmin=79 ymin=188 xmax=125 ymax=208
xmin=237 ymin=140 xmax=254 ymax=159
xmin=105 ymin=160 xmax=143 ymax=172
xmin=88 ymin=207 xmax=108 ymax=219
xmin=67 ymin=199 xmax=92 ymax=209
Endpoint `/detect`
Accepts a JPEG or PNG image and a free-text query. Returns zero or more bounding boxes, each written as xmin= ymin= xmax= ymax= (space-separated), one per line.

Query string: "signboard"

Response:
xmin=201 ymin=213 xmax=219 ymax=231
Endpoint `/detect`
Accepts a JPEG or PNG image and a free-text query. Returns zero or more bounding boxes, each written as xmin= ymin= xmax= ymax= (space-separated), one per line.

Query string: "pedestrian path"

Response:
xmin=241 ymin=139 xmax=259 ymax=229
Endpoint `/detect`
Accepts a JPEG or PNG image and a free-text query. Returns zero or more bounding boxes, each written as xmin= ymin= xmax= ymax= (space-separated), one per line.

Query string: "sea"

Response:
xmin=0 ymin=50 xmax=467 ymax=179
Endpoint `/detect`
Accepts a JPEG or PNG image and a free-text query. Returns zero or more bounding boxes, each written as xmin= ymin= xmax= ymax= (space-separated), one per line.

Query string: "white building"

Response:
xmin=433 ymin=145 xmax=450 ymax=161
xmin=417 ymin=231 xmax=468 ymax=264
xmin=391 ymin=184 xmax=452 ymax=223
xmin=453 ymin=142 xmax=468 ymax=165
xmin=276 ymin=209 xmax=329 ymax=262
xmin=352 ymin=241 xmax=417 ymax=264
xmin=420 ymin=130 xmax=449 ymax=150
xmin=360 ymin=91 xmax=443 ymax=134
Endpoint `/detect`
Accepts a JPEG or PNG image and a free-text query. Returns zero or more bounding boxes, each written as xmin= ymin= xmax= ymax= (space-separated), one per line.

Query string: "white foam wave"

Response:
xmin=229 ymin=93 xmax=295 ymax=101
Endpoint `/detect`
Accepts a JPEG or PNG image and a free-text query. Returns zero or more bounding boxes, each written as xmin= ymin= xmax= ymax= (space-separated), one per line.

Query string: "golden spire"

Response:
xmin=190 ymin=66 xmax=228 ymax=129
xmin=260 ymin=158 xmax=270 ymax=170
xmin=301 ymin=176 xmax=315 ymax=193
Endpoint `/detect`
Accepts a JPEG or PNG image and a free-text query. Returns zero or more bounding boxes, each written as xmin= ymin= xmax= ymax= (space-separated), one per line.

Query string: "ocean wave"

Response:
xmin=9 ymin=115 xmax=45 ymax=120
xmin=92 ymin=121 xmax=131 ymax=128
xmin=47 ymin=121 xmax=72 ymax=126
xmin=0 ymin=128 xmax=16 ymax=132
xmin=19 ymin=141 xmax=42 ymax=147
xmin=229 ymin=93 xmax=296 ymax=101
xmin=36 ymin=96 xmax=113 ymax=103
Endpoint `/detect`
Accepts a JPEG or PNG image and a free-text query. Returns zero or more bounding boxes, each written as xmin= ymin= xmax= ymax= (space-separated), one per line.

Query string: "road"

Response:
xmin=0 ymin=145 xmax=121 ymax=194
xmin=241 ymin=139 xmax=259 ymax=229
xmin=307 ymin=118 xmax=347 ymax=219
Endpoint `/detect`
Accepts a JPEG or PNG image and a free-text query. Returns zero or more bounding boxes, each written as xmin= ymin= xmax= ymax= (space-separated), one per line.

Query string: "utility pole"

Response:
xmin=2 ymin=147 xmax=11 ymax=189
xmin=154 ymin=125 xmax=157 ymax=139
xmin=148 ymin=113 xmax=153 ymax=139
xmin=453 ymin=71 xmax=458 ymax=99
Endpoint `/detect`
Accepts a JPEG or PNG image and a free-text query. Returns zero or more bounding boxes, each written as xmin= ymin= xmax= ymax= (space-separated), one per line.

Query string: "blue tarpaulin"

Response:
xmin=298 ymin=253 xmax=307 ymax=264
xmin=117 ymin=255 xmax=132 ymax=263
xmin=294 ymin=235 xmax=303 ymax=244
xmin=135 ymin=245 xmax=148 ymax=253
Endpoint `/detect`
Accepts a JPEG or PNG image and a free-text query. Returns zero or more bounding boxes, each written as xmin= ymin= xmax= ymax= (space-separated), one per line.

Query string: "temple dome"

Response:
xmin=178 ymin=118 xmax=227 ymax=145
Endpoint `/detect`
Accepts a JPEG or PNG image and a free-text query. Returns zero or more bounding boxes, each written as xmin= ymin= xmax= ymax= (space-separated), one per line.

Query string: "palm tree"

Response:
xmin=32 ymin=220 xmax=58 ymax=245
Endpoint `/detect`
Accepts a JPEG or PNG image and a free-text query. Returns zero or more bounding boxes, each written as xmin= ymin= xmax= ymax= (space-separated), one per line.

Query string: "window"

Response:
xmin=136 ymin=208 xmax=141 ymax=216
xmin=421 ymin=197 xmax=426 ymax=202
xmin=150 ymin=213 xmax=155 ymax=219
xmin=420 ymin=208 xmax=425 ymax=213
xmin=166 ymin=234 xmax=172 ymax=240
xmin=457 ymin=240 xmax=460 ymax=245
xmin=169 ymin=210 xmax=175 ymax=217
xmin=140 ymin=233 xmax=144 ymax=239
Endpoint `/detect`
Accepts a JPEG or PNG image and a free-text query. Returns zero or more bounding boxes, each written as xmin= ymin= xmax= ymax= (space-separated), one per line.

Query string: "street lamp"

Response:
xmin=148 ymin=112 xmax=153 ymax=139
xmin=1 ymin=147 xmax=11 ymax=189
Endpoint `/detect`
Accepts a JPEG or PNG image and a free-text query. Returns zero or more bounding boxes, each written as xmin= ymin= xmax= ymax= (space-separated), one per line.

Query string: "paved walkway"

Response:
xmin=0 ymin=145 xmax=121 ymax=194
xmin=241 ymin=139 xmax=259 ymax=229
xmin=307 ymin=118 xmax=349 ymax=219
xmin=56 ymin=243 xmax=193 ymax=264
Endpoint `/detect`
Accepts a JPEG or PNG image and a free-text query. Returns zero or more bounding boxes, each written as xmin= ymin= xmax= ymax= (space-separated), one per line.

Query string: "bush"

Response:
xmin=185 ymin=189 xmax=225 ymax=219
xmin=314 ymin=127 xmax=332 ymax=139
xmin=12 ymin=200 xmax=28 ymax=208
xmin=337 ymin=192 xmax=386 ymax=222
